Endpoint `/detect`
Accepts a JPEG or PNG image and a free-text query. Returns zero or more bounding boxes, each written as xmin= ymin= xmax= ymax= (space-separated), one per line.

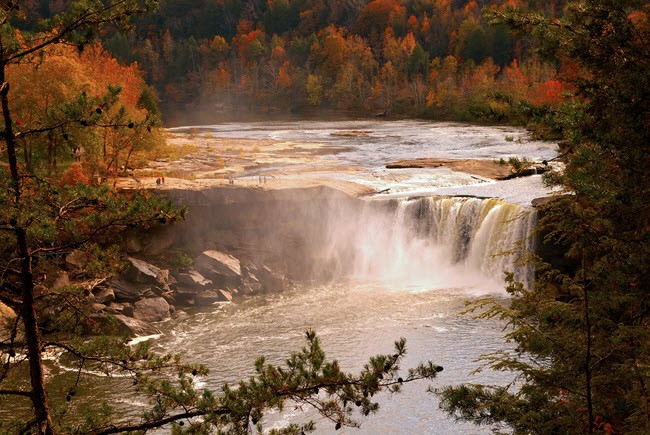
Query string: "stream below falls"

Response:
xmin=2 ymin=120 xmax=557 ymax=434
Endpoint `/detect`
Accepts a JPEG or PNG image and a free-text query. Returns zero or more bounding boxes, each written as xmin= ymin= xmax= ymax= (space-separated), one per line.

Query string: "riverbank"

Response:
xmin=119 ymin=125 xmax=556 ymax=196
xmin=70 ymin=122 xmax=559 ymax=337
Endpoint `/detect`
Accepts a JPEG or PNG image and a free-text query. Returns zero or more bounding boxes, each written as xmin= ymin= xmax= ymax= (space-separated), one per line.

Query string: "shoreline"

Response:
xmin=120 ymin=128 xmax=552 ymax=199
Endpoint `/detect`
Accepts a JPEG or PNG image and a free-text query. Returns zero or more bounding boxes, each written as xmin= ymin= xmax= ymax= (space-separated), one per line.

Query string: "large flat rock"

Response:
xmin=133 ymin=297 xmax=170 ymax=323
xmin=194 ymin=250 xmax=242 ymax=285
xmin=386 ymin=158 xmax=512 ymax=180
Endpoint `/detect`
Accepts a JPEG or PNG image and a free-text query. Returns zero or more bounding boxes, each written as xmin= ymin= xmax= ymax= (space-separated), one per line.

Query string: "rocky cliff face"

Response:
xmin=130 ymin=185 xmax=365 ymax=282
xmin=59 ymin=185 xmax=363 ymax=337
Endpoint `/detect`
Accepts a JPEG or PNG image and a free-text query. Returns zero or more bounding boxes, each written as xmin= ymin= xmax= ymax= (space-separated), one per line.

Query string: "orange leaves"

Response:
xmin=407 ymin=15 xmax=419 ymax=35
xmin=270 ymin=46 xmax=287 ymax=62
xmin=59 ymin=163 xmax=90 ymax=187
xmin=505 ymin=58 xmax=529 ymax=97
xmin=400 ymin=33 xmax=417 ymax=55
xmin=319 ymin=28 xmax=348 ymax=78
xmin=533 ymin=80 xmax=565 ymax=105
xmin=209 ymin=63 xmax=232 ymax=89
xmin=356 ymin=0 xmax=406 ymax=35
xmin=277 ymin=61 xmax=293 ymax=89
xmin=235 ymin=23 xmax=264 ymax=60
xmin=426 ymin=90 xmax=438 ymax=107
xmin=79 ymin=44 xmax=145 ymax=107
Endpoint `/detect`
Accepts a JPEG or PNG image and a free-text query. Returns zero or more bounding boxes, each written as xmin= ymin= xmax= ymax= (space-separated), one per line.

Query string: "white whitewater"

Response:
xmin=321 ymin=195 xmax=536 ymax=290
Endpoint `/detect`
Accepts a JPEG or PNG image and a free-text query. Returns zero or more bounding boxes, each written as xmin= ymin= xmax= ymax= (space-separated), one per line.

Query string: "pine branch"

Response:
xmin=0 ymin=389 xmax=32 ymax=397
xmin=89 ymin=409 xmax=227 ymax=435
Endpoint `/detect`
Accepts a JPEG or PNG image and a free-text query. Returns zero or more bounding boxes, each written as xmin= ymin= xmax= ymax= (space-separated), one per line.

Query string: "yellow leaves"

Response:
xmin=306 ymin=74 xmax=324 ymax=106
xmin=400 ymin=33 xmax=417 ymax=55
xmin=426 ymin=90 xmax=438 ymax=107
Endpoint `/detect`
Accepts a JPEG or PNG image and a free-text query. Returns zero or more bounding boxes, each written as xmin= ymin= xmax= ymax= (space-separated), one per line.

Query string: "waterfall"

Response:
xmin=321 ymin=196 xmax=537 ymax=290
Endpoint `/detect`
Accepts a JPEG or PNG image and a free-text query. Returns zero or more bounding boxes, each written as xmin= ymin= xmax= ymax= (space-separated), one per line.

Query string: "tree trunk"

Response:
xmin=18 ymin=229 xmax=55 ymax=435
xmin=1 ymin=67 xmax=56 ymax=433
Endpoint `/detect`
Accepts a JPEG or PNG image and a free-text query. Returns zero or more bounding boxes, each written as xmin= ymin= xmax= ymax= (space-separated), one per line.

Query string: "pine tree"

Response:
xmin=437 ymin=1 xmax=650 ymax=433
xmin=0 ymin=2 xmax=443 ymax=433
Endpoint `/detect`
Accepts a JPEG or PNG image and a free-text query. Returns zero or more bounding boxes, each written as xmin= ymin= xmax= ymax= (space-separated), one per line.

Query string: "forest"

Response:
xmin=1 ymin=0 xmax=649 ymax=434
xmin=18 ymin=0 xmax=572 ymax=123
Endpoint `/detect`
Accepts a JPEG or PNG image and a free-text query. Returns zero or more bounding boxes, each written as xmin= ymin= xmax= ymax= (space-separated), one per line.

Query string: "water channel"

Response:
xmin=4 ymin=120 xmax=557 ymax=434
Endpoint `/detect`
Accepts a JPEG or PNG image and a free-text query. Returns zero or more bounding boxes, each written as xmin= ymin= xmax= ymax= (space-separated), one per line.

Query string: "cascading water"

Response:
xmin=319 ymin=195 xmax=537 ymax=290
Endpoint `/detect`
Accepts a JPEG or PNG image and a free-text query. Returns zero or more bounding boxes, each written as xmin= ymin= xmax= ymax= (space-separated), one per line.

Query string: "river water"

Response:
xmin=5 ymin=120 xmax=556 ymax=433
xmin=171 ymin=119 xmax=558 ymax=206
xmin=155 ymin=121 xmax=551 ymax=432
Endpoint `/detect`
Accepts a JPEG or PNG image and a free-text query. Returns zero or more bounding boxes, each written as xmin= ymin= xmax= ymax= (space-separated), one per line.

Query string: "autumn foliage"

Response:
xmin=7 ymin=37 xmax=165 ymax=176
xmin=97 ymin=0 xmax=574 ymax=121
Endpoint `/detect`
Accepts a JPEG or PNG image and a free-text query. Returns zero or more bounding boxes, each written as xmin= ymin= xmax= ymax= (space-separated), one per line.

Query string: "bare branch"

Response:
xmin=89 ymin=409 xmax=227 ymax=435
xmin=0 ymin=389 xmax=32 ymax=397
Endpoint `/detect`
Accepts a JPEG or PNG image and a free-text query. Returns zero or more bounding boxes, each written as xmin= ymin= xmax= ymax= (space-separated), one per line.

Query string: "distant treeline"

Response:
xmin=27 ymin=0 xmax=572 ymax=123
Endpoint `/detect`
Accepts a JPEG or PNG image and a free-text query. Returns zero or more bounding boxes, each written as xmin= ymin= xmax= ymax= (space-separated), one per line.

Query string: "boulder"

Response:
xmin=51 ymin=272 xmax=70 ymax=290
xmin=65 ymin=249 xmax=87 ymax=270
xmin=92 ymin=303 xmax=107 ymax=312
xmin=157 ymin=269 xmax=171 ymax=284
xmin=133 ymin=297 xmax=170 ymax=323
xmin=86 ymin=313 xmax=160 ymax=337
xmin=161 ymin=291 xmax=176 ymax=305
xmin=112 ymin=314 xmax=161 ymax=337
xmin=217 ymin=289 xmax=233 ymax=302
xmin=194 ymin=290 xmax=220 ymax=306
xmin=260 ymin=266 xmax=287 ymax=294
xmin=121 ymin=303 xmax=135 ymax=317
xmin=0 ymin=302 xmax=17 ymax=341
xmin=92 ymin=287 xmax=115 ymax=305
xmin=106 ymin=302 xmax=130 ymax=315
xmin=194 ymin=250 xmax=242 ymax=286
xmin=241 ymin=281 xmax=262 ymax=295
xmin=195 ymin=289 xmax=232 ymax=306
xmin=104 ymin=279 xmax=151 ymax=303
xmin=176 ymin=268 xmax=212 ymax=289
xmin=126 ymin=257 xmax=162 ymax=284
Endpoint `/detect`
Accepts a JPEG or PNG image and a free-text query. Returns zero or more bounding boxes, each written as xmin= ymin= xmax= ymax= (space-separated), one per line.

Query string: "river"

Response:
xmin=152 ymin=120 xmax=551 ymax=433
xmin=4 ymin=120 xmax=556 ymax=434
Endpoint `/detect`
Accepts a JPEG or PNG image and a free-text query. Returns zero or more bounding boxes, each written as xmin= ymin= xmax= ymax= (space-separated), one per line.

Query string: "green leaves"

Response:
xmin=110 ymin=330 xmax=442 ymax=434
xmin=438 ymin=2 xmax=650 ymax=433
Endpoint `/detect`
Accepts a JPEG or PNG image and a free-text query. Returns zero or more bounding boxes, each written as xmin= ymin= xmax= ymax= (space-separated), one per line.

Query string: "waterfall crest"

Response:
xmin=322 ymin=196 xmax=537 ymax=290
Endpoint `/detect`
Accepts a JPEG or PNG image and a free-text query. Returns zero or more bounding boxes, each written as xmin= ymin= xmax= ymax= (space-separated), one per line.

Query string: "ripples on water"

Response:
xmin=2 ymin=121 xmax=542 ymax=433
xmin=6 ymin=282 xmax=513 ymax=433
xmin=140 ymin=281 xmax=512 ymax=434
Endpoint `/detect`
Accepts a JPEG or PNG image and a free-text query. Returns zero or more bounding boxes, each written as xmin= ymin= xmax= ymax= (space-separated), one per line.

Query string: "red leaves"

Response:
xmin=533 ymin=79 xmax=565 ymax=105
xmin=59 ymin=163 xmax=90 ymax=187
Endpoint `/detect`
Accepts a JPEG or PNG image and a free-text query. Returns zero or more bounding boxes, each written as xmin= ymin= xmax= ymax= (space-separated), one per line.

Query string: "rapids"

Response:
xmin=2 ymin=120 xmax=556 ymax=433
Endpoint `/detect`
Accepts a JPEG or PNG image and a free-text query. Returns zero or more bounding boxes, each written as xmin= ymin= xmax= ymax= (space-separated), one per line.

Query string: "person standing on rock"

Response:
xmin=156 ymin=178 xmax=160 ymax=186
xmin=162 ymin=176 xmax=165 ymax=185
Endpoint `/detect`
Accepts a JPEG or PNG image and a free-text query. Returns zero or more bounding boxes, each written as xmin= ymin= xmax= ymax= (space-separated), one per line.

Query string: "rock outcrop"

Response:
xmin=194 ymin=250 xmax=242 ymax=286
xmin=126 ymin=257 xmax=163 ymax=284
xmin=134 ymin=297 xmax=171 ymax=323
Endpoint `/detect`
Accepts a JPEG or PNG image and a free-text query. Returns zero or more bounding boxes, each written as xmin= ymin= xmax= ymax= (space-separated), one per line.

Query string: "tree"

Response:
xmin=437 ymin=1 xmax=650 ymax=433
xmin=1 ymin=3 xmax=443 ymax=434
xmin=306 ymin=74 xmax=324 ymax=106
xmin=0 ymin=2 xmax=166 ymax=432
